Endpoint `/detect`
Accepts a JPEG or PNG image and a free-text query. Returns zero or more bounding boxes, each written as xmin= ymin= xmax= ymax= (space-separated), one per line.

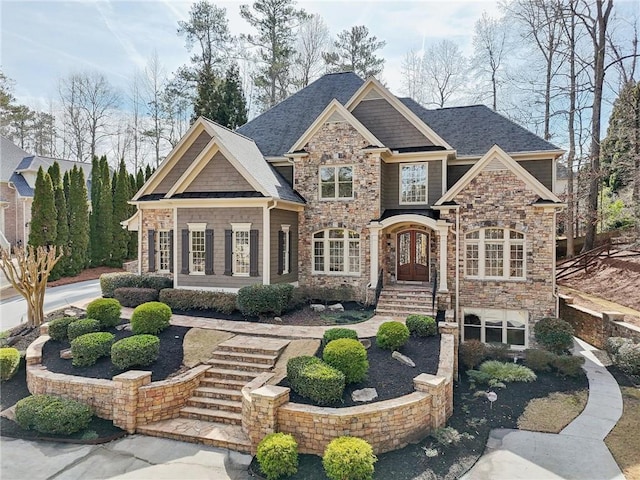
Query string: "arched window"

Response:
xmin=313 ymin=229 xmax=360 ymax=274
xmin=465 ymin=228 xmax=525 ymax=279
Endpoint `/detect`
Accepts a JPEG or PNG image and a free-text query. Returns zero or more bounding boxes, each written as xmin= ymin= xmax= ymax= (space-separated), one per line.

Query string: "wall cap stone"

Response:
xmin=602 ymin=311 xmax=624 ymax=322
xmin=251 ymin=385 xmax=290 ymax=400
xmin=113 ymin=370 xmax=152 ymax=383
xmin=281 ymin=391 xmax=428 ymax=415
xmin=26 ymin=335 xmax=49 ymax=362
xmin=414 ymin=373 xmax=446 ymax=388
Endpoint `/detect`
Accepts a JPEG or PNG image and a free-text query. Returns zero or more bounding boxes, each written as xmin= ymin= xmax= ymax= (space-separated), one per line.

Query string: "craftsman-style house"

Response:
xmin=127 ymin=72 xmax=564 ymax=348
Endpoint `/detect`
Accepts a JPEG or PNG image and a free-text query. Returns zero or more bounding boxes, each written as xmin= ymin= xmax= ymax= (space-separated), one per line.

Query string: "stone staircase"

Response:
xmin=137 ymin=335 xmax=289 ymax=453
xmin=376 ymin=284 xmax=437 ymax=317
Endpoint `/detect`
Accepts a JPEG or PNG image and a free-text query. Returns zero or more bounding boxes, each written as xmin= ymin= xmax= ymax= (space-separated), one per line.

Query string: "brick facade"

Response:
xmin=0 ymin=182 xmax=30 ymax=247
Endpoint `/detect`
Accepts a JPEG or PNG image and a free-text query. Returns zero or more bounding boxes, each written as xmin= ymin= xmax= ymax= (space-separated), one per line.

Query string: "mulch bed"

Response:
xmin=278 ymin=335 xmax=441 ymax=407
xmin=607 ymin=365 xmax=640 ymax=388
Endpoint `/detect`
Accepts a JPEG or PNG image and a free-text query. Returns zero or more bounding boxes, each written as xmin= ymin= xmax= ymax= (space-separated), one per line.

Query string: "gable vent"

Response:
xmin=484 ymin=157 xmax=507 ymax=171
xmin=363 ymin=89 xmax=384 ymax=101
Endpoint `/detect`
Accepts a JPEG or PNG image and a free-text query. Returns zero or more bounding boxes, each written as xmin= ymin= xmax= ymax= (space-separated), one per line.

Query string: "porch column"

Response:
xmin=369 ymin=224 xmax=381 ymax=288
xmin=436 ymin=221 xmax=449 ymax=293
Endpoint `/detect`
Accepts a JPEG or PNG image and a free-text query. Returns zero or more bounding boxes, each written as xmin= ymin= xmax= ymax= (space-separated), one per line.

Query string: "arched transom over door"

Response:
xmin=397 ymin=230 xmax=429 ymax=282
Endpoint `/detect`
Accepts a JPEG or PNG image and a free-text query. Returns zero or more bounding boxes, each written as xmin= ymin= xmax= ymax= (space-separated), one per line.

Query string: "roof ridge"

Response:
xmin=201 ymin=116 xmax=256 ymax=143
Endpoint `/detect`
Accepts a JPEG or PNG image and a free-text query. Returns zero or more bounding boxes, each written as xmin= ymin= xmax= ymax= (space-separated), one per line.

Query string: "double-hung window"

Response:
xmin=400 ymin=163 xmax=428 ymax=204
xmin=465 ymin=228 xmax=525 ymax=280
xmin=188 ymin=223 xmax=206 ymax=275
xmin=319 ymin=166 xmax=353 ymax=199
xmin=463 ymin=308 xmax=528 ymax=347
xmin=313 ymin=229 xmax=360 ymax=274
xmin=232 ymin=223 xmax=251 ymax=276
xmin=157 ymin=230 xmax=171 ymax=272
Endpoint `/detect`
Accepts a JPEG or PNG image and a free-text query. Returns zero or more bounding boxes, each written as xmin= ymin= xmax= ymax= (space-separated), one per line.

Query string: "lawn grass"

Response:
xmin=606 ymin=387 xmax=640 ymax=480
xmin=517 ymin=390 xmax=588 ymax=433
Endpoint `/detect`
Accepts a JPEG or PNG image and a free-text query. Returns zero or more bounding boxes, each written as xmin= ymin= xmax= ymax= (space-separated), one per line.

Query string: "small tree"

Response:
xmin=0 ymin=246 xmax=63 ymax=327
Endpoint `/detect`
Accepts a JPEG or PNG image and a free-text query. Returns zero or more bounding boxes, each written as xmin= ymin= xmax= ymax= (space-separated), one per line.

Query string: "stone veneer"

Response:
xmin=294 ymin=121 xmax=381 ymax=303
xmin=140 ymin=208 xmax=173 ymax=273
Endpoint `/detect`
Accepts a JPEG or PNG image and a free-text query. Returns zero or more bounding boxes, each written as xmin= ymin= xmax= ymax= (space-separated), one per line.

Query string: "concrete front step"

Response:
xmin=192 ymin=386 xmax=243 ymax=401
xmin=180 ymin=406 xmax=242 ymax=425
xmin=208 ymin=350 xmax=278 ymax=365
xmin=217 ymin=335 xmax=289 ymax=356
xmin=137 ymin=417 xmax=251 ymax=453
xmin=187 ymin=396 xmax=242 ymax=413
xmin=206 ymin=358 xmax=272 ymax=372
xmin=205 ymin=367 xmax=260 ymax=382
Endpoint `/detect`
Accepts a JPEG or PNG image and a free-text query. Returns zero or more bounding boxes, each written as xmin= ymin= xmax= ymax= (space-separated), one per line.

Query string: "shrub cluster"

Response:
xmin=256 ymin=433 xmax=298 ymax=480
xmin=524 ymin=349 xmax=585 ymax=377
xmin=71 ymin=332 xmax=115 ymax=367
xmin=323 ymin=338 xmax=369 ymax=384
xmin=158 ymin=288 xmax=237 ymax=314
xmin=100 ymin=272 xmax=173 ymax=298
xmin=86 ymin=298 xmax=122 ymax=329
xmin=113 ymin=287 xmax=159 ymax=308
xmin=67 ymin=319 xmax=101 ymax=341
xmin=606 ymin=337 xmax=640 ymax=375
xmin=322 ymin=436 xmax=377 ymax=480
xmin=0 ymin=347 xmax=20 ymax=381
xmin=15 ymin=394 xmax=92 ymax=435
xmin=534 ymin=317 xmax=574 ymax=354
xmin=523 ymin=348 xmax=556 ymax=372
xmin=552 ymin=355 xmax=585 ymax=377
xmin=290 ymin=285 xmax=356 ymax=307
xmin=376 ymin=321 xmax=410 ymax=351
xmin=322 ymin=327 xmax=358 ymax=345
xmin=405 ymin=314 xmax=437 ymax=337
xmin=48 ymin=317 xmax=77 ymax=341
xmin=459 ymin=340 xmax=487 ymax=370
xmin=287 ymin=356 xmax=345 ymax=405
xmin=237 ymin=284 xmax=294 ymax=316
xmin=130 ymin=301 xmax=172 ymax=335
xmin=111 ymin=335 xmax=160 ymax=370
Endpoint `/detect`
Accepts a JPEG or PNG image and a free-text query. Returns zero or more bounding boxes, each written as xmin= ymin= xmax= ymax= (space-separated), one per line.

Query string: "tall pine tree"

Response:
xmin=48 ymin=162 xmax=69 ymax=280
xmin=67 ymin=166 xmax=90 ymax=275
xmin=28 ymin=167 xmax=57 ymax=247
xmin=136 ymin=167 xmax=145 ymax=190
xmin=111 ymin=159 xmax=131 ymax=265
xmin=128 ymin=173 xmax=138 ymax=259
xmin=89 ymin=156 xmax=101 ymax=265
xmin=90 ymin=156 xmax=113 ymax=266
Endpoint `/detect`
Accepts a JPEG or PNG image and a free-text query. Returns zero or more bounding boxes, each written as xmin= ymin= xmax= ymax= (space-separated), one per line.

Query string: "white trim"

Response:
xmin=137 ymin=209 xmax=143 ymax=275
xmin=121 ymin=210 xmax=140 ymax=231
xmin=173 ymin=207 xmax=178 ymax=287
xmin=383 ymin=150 xmax=453 ymax=162
xmin=370 ymin=213 xmax=446 ymax=231
xmin=156 ymin=229 xmax=172 ymax=273
xmin=263 ymin=206 xmax=271 ymax=284
xmin=319 ymin=164 xmax=354 ymax=200
xmin=399 ymin=162 xmax=429 ymax=206
xmin=441 ymin=157 xmax=447 ymax=197
xmin=187 ymin=222 xmax=207 ymax=231
xmin=166 ymin=142 xmax=219 ymax=197
xmin=453 ymin=149 xmax=565 ymax=163
xmin=231 ymin=223 xmax=251 ymax=277
xmin=461 ymin=307 xmax=529 ymax=349
xmin=187 ymin=224 xmax=207 ymax=276
xmin=369 ymin=226 xmax=380 ymax=287
xmin=281 ymin=224 xmax=291 ymax=275
xmin=436 ymin=222 xmax=449 ymax=292
xmin=464 ymin=228 xmax=526 ymax=280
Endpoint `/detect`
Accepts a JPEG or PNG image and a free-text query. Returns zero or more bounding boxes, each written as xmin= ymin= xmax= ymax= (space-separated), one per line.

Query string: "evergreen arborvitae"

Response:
xmin=136 ymin=168 xmax=145 ymax=190
xmin=111 ymin=159 xmax=130 ymax=265
xmin=48 ymin=162 xmax=70 ymax=280
xmin=220 ymin=64 xmax=248 ymax=129
xmin=128 ymin=173 xmax=138 ymax=258
xmin=89 ymin=156 xmax=101 ymax=265
xmin=28 ymin=167 xmax=57 ymax=247
xmin=67 ymin=166 xmax=90 ymax=275
xmin=98 ymin=156 xmax=114 ymax=266
xmin=63 ymin=170 xmax=71 ymax=205
xmin=145 ymin=164 xmax=153 ymax=181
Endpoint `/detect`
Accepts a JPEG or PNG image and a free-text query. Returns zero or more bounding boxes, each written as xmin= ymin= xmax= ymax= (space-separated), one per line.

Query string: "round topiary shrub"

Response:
xmin=130 ymin=301 xmax=172 ymax=335
xmin=524 ymin=348 xmax=556 ymax=372
xmin=405 ymin=314 xmax=437 ymax=337
xmin=111 ymin=335 xmax=160 ymax=370
xmin=0 ymin=347 xmax=21 ymax=381
xmin=86 ymin=298 xmax=122 ymax=329
xmin=48 ymin=317 xmax=77 ymax=341
xmin=67 ymin=319 xmax=101 ymax=341
xmin=287 ymin=356 xmax=345 ymax=405
xmin=70 ymin=332 xmax=115 ymax=367
xmin=322 ymin=436 xmax=377 ymax=480
xmin=322 ymin=327 xmax=358 ymax=345
xmin=534 ymin=317 xmax=574 ymax=354
xmin=323 ymin=338 xmax=368 ymax=384
xmin=376 ymin=321 xmax=410 ymax=351
xmin=256 ymin=432 xmax=298 ymax=480
xmin=15 ymin=394 xmax=92 ymax=435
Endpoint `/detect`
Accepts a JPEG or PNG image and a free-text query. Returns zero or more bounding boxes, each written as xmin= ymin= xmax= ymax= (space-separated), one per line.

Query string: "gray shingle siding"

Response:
xmin=153 ymin=131 xmax=212 ymax=194
xmin=382 ymin=161 xmax=442 ymax=209
xmin=184 ymin=151 xmax=254 ymax=193
xmin=269 ymin=209 xmax=298 ymax=284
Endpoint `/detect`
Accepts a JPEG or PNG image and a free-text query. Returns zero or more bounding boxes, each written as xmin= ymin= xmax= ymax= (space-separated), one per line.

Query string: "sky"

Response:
xmin=0 ymin=0 xmax=505 ymax=110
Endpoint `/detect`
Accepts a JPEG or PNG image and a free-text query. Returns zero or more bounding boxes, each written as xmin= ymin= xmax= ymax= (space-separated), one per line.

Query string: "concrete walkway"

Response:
xmin=462 ymin=337 xmax=625 ymax=480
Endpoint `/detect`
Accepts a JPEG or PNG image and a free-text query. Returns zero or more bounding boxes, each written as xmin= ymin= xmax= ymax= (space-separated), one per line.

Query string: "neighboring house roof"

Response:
xmin=0 ymin=136 xmax=29 ymax=182
xmin=15 ymin=155 xmax=92 ymax=180
xmin=8 ymin=172 xmax=33 ymax=196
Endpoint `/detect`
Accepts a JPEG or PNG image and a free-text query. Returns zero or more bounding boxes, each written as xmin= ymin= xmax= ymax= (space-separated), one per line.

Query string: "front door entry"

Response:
xmin=397 ymin=230 xmax=429 ymax=282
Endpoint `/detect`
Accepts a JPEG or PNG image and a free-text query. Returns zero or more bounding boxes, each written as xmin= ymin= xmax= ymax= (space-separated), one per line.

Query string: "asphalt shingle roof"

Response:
xmin=0 ymin=136 xmax=29 ymax=182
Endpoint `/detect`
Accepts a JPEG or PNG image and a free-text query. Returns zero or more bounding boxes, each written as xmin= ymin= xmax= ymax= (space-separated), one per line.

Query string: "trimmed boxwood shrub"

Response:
xmin=130 ymin=301 xmax=172 ymax=335
xmin=524 ymin=348 xmax=556 ymax=372
xmin=48 ymin=317 xmax=77 ymax=341
xmin=323 ymin=338 xmax=369 ymax=384
xmin=100 ymin=272 xmax=173 ymax=298
xmin=15 ymin=394 xmax=92 ymax=435
xmin=405 ymin=314 xmax=437 ymax=337
xmin=237 ymin=284 xmax=294 ymax=316
xmin=323 ymin=436 xmax=377 ymax=480
xmin=67 ymin=319 xmax=101 ymax=341
xmin=256 ymin=432 xmax=298 ymax=480
xmin=322 ymin=327 xmax=358 ymax=345
xmin=376 ymin=321 xmax=410 ymax=351
xmin=534 ymin=317 xmax=574 ymax=354
xmin=71 ymin=332 xmax=115 ymax=367
xmin=287 ymin=356 xmax=345 ymax=405
xmin=111 ymin=335 xmax=160 ymax=370
xmin=459 ymin=340 xmax=487 ymax=370
xmin=86 ymin=298 xmax=122 ymax=329
xmin=0 ymin=347 xmax=20 ymax=381
xmin=158 ymin=288 xmax=237 ymax=314
xmin=553 ymin=355 xmax=585 ymax=377
xmin=113 ymin=287 xmax=159 ymax=308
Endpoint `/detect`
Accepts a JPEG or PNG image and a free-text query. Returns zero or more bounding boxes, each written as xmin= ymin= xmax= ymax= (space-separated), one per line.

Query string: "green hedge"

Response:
xmin=15 ymin=394 xmax=92 ymax=435
xmin=86 ymin=298 xmax=122 ymax=329
xmin=323 ymin=436 xmax=377 ymax=480
xmin=100 ymin=272 xmax=173 ymax=298
xmin=405 ymin=314 xmax=437 ymax=337
xmin=0 ymin=348 xmax=20 ymax=381
xmin=67 ymin=319 xmax=101 ymax=341
xmin=256 ymin=432 xmax=298 ymax=480
xmin=323 ymin=338 xmax=368 ymax=384
xmin=287 ymin=356 xmax=345 ymax=405
xmin=322 ymin=328 xmax=358 ymax=345
xmin=376 ymin=321 xmax=410 ymax=351
xmin=111 ymin=335 xmax=160 ymax=370
xmin=130 ymin=302 xmax=172 ymax=335
xmin=534 ymin=317 xmax=574 ymax=354
xmin=237 ymin=284 xmax=294 ymax=316
xmin=113 ymin=287 xmax=159 ymax=308
xmin=158 ymin=288 xmax=237 ymax=314
xmin=71 ymin=332 xmax=115 ymax=367
xmin=48 ymin=317 xmax=77 ymax=341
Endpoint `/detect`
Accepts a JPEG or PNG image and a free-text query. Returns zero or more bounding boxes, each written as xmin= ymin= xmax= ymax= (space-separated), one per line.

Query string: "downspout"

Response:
xmin=455 ymin=207 xmax=460 ymax=327
xmin=8 ymin=181 xmax=17 ymax=246
xmin=552 ymin=208 xmax=559 ymax=317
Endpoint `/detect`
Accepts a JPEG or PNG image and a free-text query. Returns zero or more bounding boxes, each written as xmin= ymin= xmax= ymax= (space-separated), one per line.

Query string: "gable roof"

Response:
xmin=0 ymin=136 xmax=29 ymax=182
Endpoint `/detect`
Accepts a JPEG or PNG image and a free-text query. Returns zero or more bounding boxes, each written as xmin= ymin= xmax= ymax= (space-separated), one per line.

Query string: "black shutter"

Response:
xmin=288 ymin=231 xmax=293 ymax=274
xmin=148 ymin=229 xmax=156 ymax=272
xmin=277 ymin=230 xmax=285 ymax=275
xmin=250 ymin=229 xmax=259 ymax=277
xmin=224 ymin=230 xmax=232 ymax=276
xmin=168 ymin=230 xmax=174 ymax=273
xmin=181 ymin=229 xmax=189 ymax=274
xmin=205 ymin=229 xmax=214 ymax=275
